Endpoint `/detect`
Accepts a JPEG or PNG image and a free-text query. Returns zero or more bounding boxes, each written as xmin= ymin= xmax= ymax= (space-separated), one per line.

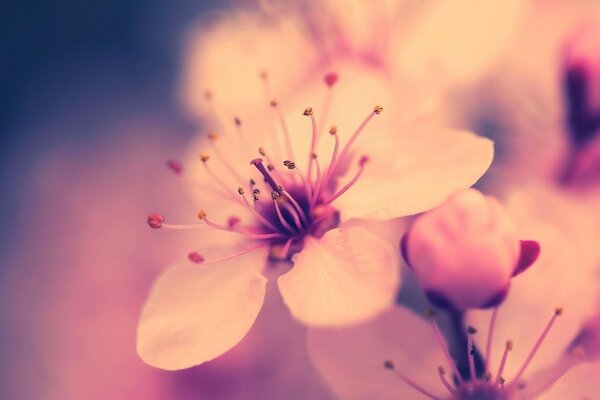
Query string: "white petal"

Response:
xmin=278 ymin=227 xmax=399 ymax=326
xmin=137 ymin=246 xmax=268 ymax=370
xmin=335 ymin=129 xmax=494 ymax=220
xmin=308 ymin=306 xmax=447 ymax=400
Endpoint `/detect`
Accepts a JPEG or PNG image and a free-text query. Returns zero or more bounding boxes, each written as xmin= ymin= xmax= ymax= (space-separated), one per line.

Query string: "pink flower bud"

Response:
xmin=401 ymin=189 xmax=540 ymax=310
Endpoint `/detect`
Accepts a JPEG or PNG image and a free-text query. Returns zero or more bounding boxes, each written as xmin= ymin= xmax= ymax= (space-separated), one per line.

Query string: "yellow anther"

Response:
xmin=374 ymin=105 xmax=383 ymax=114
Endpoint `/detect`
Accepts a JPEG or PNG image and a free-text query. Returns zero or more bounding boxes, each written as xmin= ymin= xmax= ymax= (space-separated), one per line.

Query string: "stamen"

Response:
xmin=161 ymin=223 xmax=206 ymax=230
xmin=496 ymin=340 xmax=513 ymax=385
xmin=207 ymin=133 xmax=247 ymax=183
xmin=251 ymin=158 xmax=280 ymax=193
xmin=282 ymin=201 xmax=304 ymax=231
xmin=200 ymin=153 xmax=239 ymax=202
xmin=310 ymin=154 xmax=323 ymax=207
xmin=272 ymin=192 xmax=296 ymax=234
xmin=384 ymin=361 xmax=443 ymax=400
xmin=199 ymin=209 xmax=285 ymax=240
xmin=437 ymin=367 xmax=457 ymax=396
xmin=321 ymin=126 xmax=340 ymax=192
xmin=507 ymin=307 xmax=563 ymax=391
xmin=486 ymin=307 xmax=500 ymax=374
xmin=166 ymin=160 xmax=183 ymax=175
xmin=467 ymin=326 xmax=478 ymax=381
xmin=188 ymin=243 xmax=266 ymax=266
xmin=283 ymin=160 xmax=313 ymax=201
xmin=280 ymin=188 xmax=310 ymax=226
xmin=334 ymin=105 xmax=382 ymax=174
xmin=147 ymin=213 xmax=165 ymax=229
xmin=270 ymin=99 xmax=295 ymax=160
xmin=238 ymin=187 xmax=279 ymax=232
xmin=427 ymin=310 xmax=464 ymax=383
xmin=304 ymin=107 xmax=319 ymax=184
xmin=320 ymin=72 xmax=338 ymax=133
xmin=323 ymin=156 xmax=369 ymax=205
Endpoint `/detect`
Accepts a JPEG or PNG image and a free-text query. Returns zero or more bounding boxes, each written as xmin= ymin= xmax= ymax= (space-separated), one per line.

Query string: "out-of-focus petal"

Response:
xmin=181 ymin=9 xmax=317 ymax=119
xmin=278 ymin=226 xmax=399 ymax=326
xmin=307 ymin=306 xmax=446 ymax=400
xmin=391 ymin=0 xmax=526 ymax=85
xmin=137 ymin=246 xmax=268 ymax=370
xmin=335 ymin=129 xmax=494 ymax=220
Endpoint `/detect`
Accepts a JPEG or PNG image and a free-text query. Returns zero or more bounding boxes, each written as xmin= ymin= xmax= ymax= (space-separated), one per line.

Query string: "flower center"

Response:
xmin=147 ymin=72 xmax=382 ymax=264
xmin=384 ymin=307 xmax=568 ymax=400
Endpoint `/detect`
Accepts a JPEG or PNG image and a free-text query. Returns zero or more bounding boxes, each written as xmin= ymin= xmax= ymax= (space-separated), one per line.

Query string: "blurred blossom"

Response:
xmin=138 ymin=68 xmax=494 ymax=369
xmin=180 ymin=0 xmax=526 ymax=123
xmin=401 ymin=189 xmax=540 ymax=311
xmin=308 ymin=191 xmax=600 ymax=400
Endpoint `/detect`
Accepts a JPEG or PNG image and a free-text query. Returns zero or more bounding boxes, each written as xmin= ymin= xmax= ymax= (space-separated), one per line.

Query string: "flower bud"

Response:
xmin=401 ymin=189 xmax=540 ymax=310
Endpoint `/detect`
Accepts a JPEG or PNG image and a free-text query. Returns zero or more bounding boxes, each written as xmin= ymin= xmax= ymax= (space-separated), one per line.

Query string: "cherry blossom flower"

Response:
xmin=137 ymin=70 xmax=494 ymax=370
xmin=308 ymin=189 xmax=600 ymax=400
xmin=181 ymin=0 xmax=526 ymax=126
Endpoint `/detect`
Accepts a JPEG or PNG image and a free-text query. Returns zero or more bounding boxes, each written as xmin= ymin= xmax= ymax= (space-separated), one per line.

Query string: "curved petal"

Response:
xmin=307 ymin=306 xmax=447 ymax=400
xmin=278 ymin=226 xmax=399 ymax=326
xmin=335 ymin=129 xmax=494 ymax=220
xmin=137 ymin=246 xmax=268 ymax=370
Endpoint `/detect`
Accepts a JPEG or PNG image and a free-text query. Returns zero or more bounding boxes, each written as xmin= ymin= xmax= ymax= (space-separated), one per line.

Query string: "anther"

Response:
xmin=374 ymin=105 xmax=384 ymax=114
xmin=267 ymin=164 xmax=275 ymax=171
xmin=303 ymin=107 xmax=313 ymax=116
xmin=259 ymin=70 xmax=268 ymax=81
xmin=204 ymin=90 xmax=213 ymax=100
xmin=467 ymin=326 xmax=478 ymax=335
xmin=147 ymin=213 xmax=165 ymax=229
xmin=188 ymin=251 xmax=205 ymax=264
xmin=283 ymin=160 xmax=296 ymax=169
xmin=270 ymin=99 xmax=278 ymax=107
xmin=555 ymin=307 xmax=564 ymax=316
xmin=200 ymin=153 xmax=210 ymax=163
xmin=166 ymin=160 xmax=183 ymax=175
xmin=238 ymin=187 xmax=245 ymax=195
xmin=208 ymin=132 xmax=218 ymax=141
xmin=329 ymin=126 xmax=337 ymax=135
xmin=250 ymin=179 xmax=256 ymax=186
xmin=271 ymin=191 xmax=280 ymax=200
xmin=359 ymin=155 xmax=369 ymax=166
xmin=324 ymin=72 xmax=339 ymax=87
xmin=258 ymin=147 xmax=266 ymax=156
xmin=384 ymin=360 xmax=395 ymax=370
xmin=197 ymin=209 xmax=208 ymax=220
xmin=234 ymin=116 xmax=241 ymax=126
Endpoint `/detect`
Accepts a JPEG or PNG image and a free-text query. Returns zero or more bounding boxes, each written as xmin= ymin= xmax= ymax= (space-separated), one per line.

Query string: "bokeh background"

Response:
xmin=2 ymin=0 xmax=599 ymax=399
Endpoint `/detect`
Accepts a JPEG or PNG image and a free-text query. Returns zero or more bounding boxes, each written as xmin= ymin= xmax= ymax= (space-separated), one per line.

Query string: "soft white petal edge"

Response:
xmin=307 ymin=306 xmax=447 ymax=400
xmin=137 ymin=247 xmax=268 ymax=370
xmin=278 ymin=227 xmax=399 ymax=327
xmin=336 ymin=129 xmax=494 ymax=220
